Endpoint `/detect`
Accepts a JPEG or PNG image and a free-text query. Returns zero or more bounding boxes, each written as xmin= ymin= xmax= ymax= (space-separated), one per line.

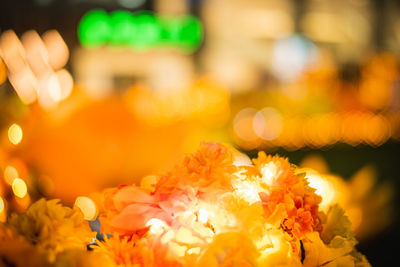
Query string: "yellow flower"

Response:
xmin=8 ymin=198 xmax=96 ymax=262
xmin=302 ymin=205 xmax=371 ymax=267
xmin=95 ymin=142 xmax=370 ymax=266
xmin=53 ymin=249 xmax=114 ymax=267
xmin=94 ymin=235 xmax=155 ymax=267
xmin=320 ymin=204 xmax=354 ymax=244
xmin=0 ymin=225 xmax=45 ymax=267
xmin=196 ymin=232 xmax=260 ymax=267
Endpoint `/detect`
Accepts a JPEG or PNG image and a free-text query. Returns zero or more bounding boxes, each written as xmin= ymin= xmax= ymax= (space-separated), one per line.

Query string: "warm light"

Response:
xmin=175 ymin=227 xmax=201 ymax=244
xmin=47 ymin=72 xmax=62 ymax=102
xmin=198 ymin=208 xmax=209 ymax=224
xmin=0 ymin=59 xmax=6 ymax=85
xmin=42 ymin=30 xmax=69 ymax=70
xmin=253 ymin=107 xmax=283 ymax=141
xmin=169 ymin=242 xmax=187 ymax=257
xmin=0 ymin=30 xmax=26 ymax=73
xmin=12 ymin=178 xmax=27 ymax=198
xmin=21 ymin=30 xmax=51 ymax=77
xmin=7 ymin=66 xmax=39 ymax=104
xmin=233 ymin=178 xmax=261 ymax=204
xmin=4 ymin=165 xmax=19 ymax=185
xmin=233 ymin=108 xmax=259 ymax=142
xmin=74 ymin=196 xmax=97 ymax=220
xmin=305 ymin=172 xmax=336 ymax=211
xmin=261 ymin=162 xmax=277 ymax=185
xmin=187 ymin=247 xmax=200 ymax=255
xmin=0 ymin=197 xmax=4 ymax=213
xmin=55 ymin=69 xmax=73 ymax=100
xmin=8 ymin=123 xmax=23 ymax=145
xmin=271 ymin=35 xmax=318 ymax=82
xmin=146 ymin=218 xmax=169 ymax=235
xmin=0 ymin=197 xmax=5 ymax=222
xmin=160 ymin=230 xmax=175 ymax=244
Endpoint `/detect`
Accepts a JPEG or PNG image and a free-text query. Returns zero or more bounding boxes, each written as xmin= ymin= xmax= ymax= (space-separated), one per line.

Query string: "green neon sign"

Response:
xmin=78 ymin=9 xmax=203 ymax=52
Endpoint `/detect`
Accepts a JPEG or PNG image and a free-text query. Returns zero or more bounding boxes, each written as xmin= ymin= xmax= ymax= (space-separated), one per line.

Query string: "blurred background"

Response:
xmin=0 ymin=0 xmax=399 ymax=265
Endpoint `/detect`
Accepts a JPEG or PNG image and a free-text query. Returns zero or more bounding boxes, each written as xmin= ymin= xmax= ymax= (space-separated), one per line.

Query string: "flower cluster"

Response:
xmin=0 ymin=199 xmax=97 ymax=266
xmin=0 ymin=142 xmax=371 ymax=266
xmin=97 ymin=142 xmax=370 ymax=266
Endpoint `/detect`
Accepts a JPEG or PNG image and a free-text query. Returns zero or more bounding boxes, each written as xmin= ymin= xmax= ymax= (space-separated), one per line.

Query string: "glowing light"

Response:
xmin=4 ymin=165 xmax=19 ymax=185
xmin=55 ymin=69 xmax=73 ymax=100
xmin=8 ymin=123 xmax=23 ymax=145
xmin=47 ymin=72 xmax=62 ymax=102
xmin=169 ymin=242 xmax=187 ymax=257
xmin=42 ymin=30 xmax=69 ymax=69
xmin=261 ymin=162 xmax=277 ymax=185
xmin=0 ymin=197 xmax=5 ymax=222
xmin=12 ymin=178 xmax=27 ymax=198
xmin=7 ymin=67 xmax=38 ymax=104
xmin=233 ymin=108 xmax=259 ymax=142
xmin=232 ymin=178 xmax=261 ymax=204
xmin=78 ymin=9 xmax=203 ymax=51
xmin=109 ymin=10 xmax=136 ymax=45
xmin=127 ymin=11 xmax=161 ymax=48
xmin=271 ymin=35 xmax=318 ymax=82
xmin=161 ymin=230 xmax=174 ymax=244
xmin=0 ymin=30 xmax=26 ymax=73
xmin=74 ymin=196 xmax=97 ymax=220
xmin=187 ymin=247 xmax=200 ymax=255
xmin=198 ymin=208 xmax=209 ymax=224
xmin=146 ymin=218 xmax=169 ymax=235
xmin=175 ymin=227 xmax=201 ymax=244
xmin=78 ymin=9 xmax=112 ymax=47
xmin=21 ymin=30 xmax=50 ymax=77
xmin=0 ymin=197 xmax=4 ymax=213
xmin=253 ymin=107 xmax=283 ymax=141
xmin=305 ymin=172 xmax=336 ymax=211
xmin=0 ymin=59 xmax=6 ymax=85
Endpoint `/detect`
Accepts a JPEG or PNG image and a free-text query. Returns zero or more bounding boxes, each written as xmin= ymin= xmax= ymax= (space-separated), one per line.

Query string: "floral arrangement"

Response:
xmin=0 ymin=142 xmax=370 ymax=266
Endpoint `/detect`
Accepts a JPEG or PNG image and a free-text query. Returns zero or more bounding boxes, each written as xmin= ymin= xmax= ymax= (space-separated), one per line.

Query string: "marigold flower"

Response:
xmin=53 ymin=249 xmax=114 ymax=267
xmin=96 ymin=142 xmax=369 ymax=266
xmin=156 ymin=142 xmax=237 ymax=194
xmin=7 ymin=198 xmax=96 ymax=262
xmin=0 ymin=225 xmax=46 ymax=267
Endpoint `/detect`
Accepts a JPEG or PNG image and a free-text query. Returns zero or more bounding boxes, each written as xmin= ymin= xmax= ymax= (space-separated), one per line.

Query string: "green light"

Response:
xmin=78 ymin=10 xmax=203 ymax=52
xmin=130 ymin=11 xmax=162 ymax=48
xmin=110 ymin=11 xmax=136 ymax=45
xmin=158 ymin=16 xmax=183 ymax=44
xmin=178 ymin=15 xmax=203 ymax=50
xmin=78 ymin=9 xmax=112 ymax=47
xmin=158 ymin=15 xmax=203 ymax=51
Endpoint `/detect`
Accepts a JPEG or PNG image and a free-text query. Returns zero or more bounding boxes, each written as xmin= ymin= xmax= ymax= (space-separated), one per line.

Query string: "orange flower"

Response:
xmin=95 ymin=234 xmax=155 ymax=266
xmin=95 ymin=142 xmax=368 ymax=266
xmin=95 ymin=234 xmax=183 ymax=267
xmin=156 ymin=142 xmax=237 ymax=194
xmin=253 ymin=152 xmax=322 ymax=239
